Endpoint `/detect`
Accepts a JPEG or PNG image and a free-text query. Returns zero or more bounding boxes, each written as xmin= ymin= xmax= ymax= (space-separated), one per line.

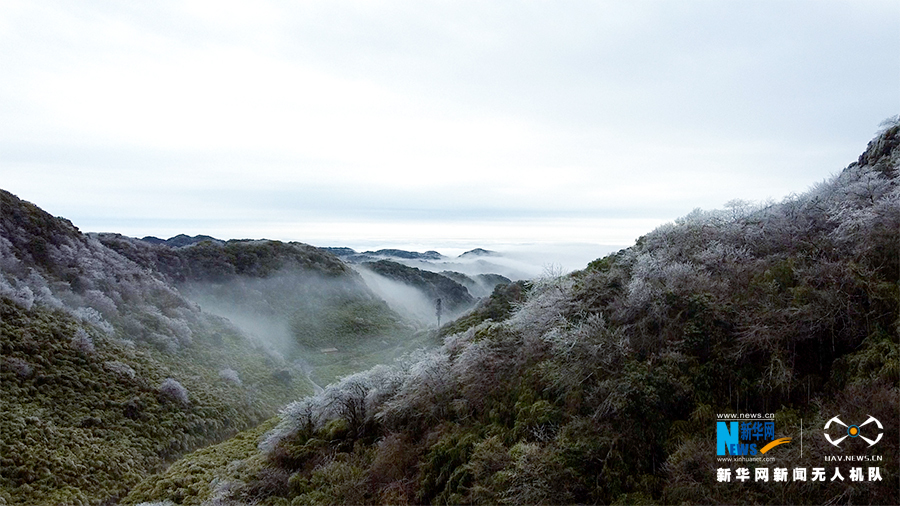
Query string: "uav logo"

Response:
xmin=824 ymin=415 xmax=883 ymax=447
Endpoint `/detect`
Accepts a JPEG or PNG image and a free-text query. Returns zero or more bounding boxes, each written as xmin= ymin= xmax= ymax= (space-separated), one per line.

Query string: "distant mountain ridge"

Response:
xmin=100 ymin=234 xmax=353 ymax=284
xmin=322 ymin=247 xmax=444 ymax=264
xmin=324 ymin=246 xmax=498 ymax=263
xmin=140 ymin=234 xmax=222 ymax=248
xmin=439 ymin=270 xmax=511 ymax=298
xmin=458 ymin=247 xmax=496 ymax=257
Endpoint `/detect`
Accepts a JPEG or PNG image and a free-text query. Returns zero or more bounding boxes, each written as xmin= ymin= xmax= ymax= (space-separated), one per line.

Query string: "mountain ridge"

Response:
xmin=121 ymin=121 xmax=899 ymax=505
xmin=0 ymin=190 xmax=314 ymax=505
xmin=3 ymin=121 xmax=897 ymax=505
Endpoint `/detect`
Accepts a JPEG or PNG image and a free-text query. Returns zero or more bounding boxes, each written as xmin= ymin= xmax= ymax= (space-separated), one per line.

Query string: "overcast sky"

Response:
xmin=1 ymin=0 xmax=897 ymax=257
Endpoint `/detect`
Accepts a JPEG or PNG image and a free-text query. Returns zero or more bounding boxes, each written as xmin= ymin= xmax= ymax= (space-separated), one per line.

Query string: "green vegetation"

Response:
xmin=290 ymin=299 xmax=405 ymax=351
xmin=122 ymin=418 xmax=281 ymax=505
xmin=178 ymin=270 xmax=424 ymax=385
xmin=3 ymin=124 xmax=898 ymax=505
xmin=362 ymin=260 xmax=475 ymax=313
xmin=439 ymin=280 xmax=528 ymax=337
xmin=130 ymin=124 xmax=898 ymax=505
xmin=98 ymin=235 xmax=352 ymax=283
xmin=0 ymin=190 xmax=355 ymax=504
xmin=0 ymin=299 xmax=309 ymax=505
xmin=107 ymin=224 xmax=437 ymax=384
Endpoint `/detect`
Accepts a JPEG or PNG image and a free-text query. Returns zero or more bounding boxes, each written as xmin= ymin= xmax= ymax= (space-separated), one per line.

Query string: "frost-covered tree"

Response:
xmin=158 ymin=378 xmax=189 ymax=405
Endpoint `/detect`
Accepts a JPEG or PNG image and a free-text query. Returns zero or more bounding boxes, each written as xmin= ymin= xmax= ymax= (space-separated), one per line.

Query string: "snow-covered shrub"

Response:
xmin=0 ymin=278 xmax=34 ymax=310
xmin=103 ymin=360 xmax=136 ymax=380
xmin=158 ymin=378 xmax=189 ymax=405
xmin=3 ymin=357 xmax=33 ymax=377
xmin=363 ymin=364 xmax=406 ymax=415
xmin=508 ymin=274 xmax=575 ymax=339
xmin=261 ymin=396 xmax=325 ymax=454
xmin=33 ymin=285 xmax=65 ymax=309
xmin=380 ymin=349 xmax=453 ymax=427
xmin=320 ymin=372 xmax=374 ymax=435
xmin=71 ymin=328 xmax=95 ymax=355
xmin=83 ymin=289 xmax=118 ymax=317
xmin=20 ymin=269 xmax=66 ymax=309
xmin=167 ymin=318 xmax=193 ymax=346
xmin=448 ymin=333 xmax=516 ymax=413
xmin=219 ymin=368 xmax=242 ymax=386
xmin=147 ymin=332 xmax=180 ymax=353
xmin=262 ymin=363 xmax=413 ymax=454
xmin=73 ymin=306 xmax=114 ymax=335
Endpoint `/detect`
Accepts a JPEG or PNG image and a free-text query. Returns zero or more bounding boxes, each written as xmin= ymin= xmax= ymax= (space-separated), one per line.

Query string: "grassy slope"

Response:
xmin=0 ymin=190 xmax=320 ymax=504
xmin=0 ymin=299 xmax=310 ymax=506
xmin=122 ymin=418 xmax=280 ymax=505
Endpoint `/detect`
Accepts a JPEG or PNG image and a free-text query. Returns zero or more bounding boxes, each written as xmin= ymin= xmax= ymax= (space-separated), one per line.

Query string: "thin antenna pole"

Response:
xmin=435 ymin=298 xmax=442 ymax=328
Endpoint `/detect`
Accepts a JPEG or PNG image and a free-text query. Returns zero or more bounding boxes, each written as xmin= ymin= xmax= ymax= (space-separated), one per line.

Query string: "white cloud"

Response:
xmin=1 ymin=0 xmax=897 ymax=252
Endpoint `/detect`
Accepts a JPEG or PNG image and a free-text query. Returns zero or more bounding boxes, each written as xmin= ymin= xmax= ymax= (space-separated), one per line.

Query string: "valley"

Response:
xmin=1 ymin=122 xmax=898 ymax=505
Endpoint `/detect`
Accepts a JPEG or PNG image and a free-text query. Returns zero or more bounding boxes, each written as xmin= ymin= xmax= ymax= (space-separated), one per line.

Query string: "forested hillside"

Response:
xmin=97 ymin=234 xmax=353 ymax=283
xmin=126 ymin=123 xmax=898 ymax=505
xmin=0 ymin=191 xmax=407 ymax=505
xmin=94 ymin=234 xmax=420 ymax=384
xmin=360 ymin=260 xmax=475 ymax=315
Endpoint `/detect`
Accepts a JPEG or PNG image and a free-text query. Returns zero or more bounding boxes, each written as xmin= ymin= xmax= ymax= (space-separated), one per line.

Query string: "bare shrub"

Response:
xmin=369 ymin=433 xmax=418 ymax=487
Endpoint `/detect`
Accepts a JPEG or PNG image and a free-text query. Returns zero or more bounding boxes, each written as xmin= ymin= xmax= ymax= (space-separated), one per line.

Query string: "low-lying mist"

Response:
xmin=175 ymin=267 xmax=435 ymax=385
xmin=171 ymin=245 xmax=617 ymax=385
xmin=178 ymin=269 xmax=385 ymax=356
xmin=370 ymin=243 xmax=625 ymax=280
xmin=182 ymin=288 xmax=297 ymax=359
xmin=354 ymin=267 xmax=444 ymax=327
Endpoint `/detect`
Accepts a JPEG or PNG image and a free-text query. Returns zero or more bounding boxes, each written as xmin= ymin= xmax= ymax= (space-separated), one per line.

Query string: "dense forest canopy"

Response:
xmin=125 ymin=122 xmax=899 ymax=505
xmin=1 ymin=121 xmax=898 ymax=505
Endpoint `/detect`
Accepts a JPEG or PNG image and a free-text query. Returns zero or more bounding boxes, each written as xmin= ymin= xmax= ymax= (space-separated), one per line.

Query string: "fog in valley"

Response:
xmin=178 ymin=270 xmax=382 ymax=352
xmin=179 ymin=283 xmax=298 ymax=360
xmin=363 ymin=243 xmax=625 ymax=280
xmin=171 ymin=243 xmax=626 ymax=363
xmin=354 ymin=267 xmax=443 ymax=327
xmin=2 ymin=1 xmax=896 ymax=503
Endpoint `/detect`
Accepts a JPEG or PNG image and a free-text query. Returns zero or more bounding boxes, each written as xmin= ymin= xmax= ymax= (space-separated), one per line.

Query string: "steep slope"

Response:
xmin=440 ymin=271 xmax=512 ymax=298
xmin=96 ymin=235 xmax=419 ymax=384
xmin=438 ymin=280 xmax=528 ymax=336
xmin=133 ymin=122 xmax=899 ymax=505
xmin=360 ymin=259 xmax=475 ymax=315
xmin=0 ymin=191 xmax=312 ymax=505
